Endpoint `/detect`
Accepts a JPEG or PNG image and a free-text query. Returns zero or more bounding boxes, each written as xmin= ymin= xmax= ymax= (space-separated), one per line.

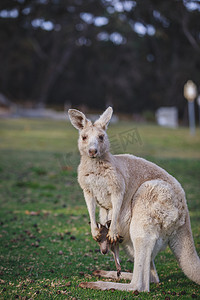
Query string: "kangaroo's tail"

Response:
xmin=169 ymin=213 xmax=200 ymax=285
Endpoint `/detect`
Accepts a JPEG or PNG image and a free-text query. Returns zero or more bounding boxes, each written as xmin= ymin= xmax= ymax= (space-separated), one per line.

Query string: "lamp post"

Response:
xmin=197 ymin=95 xmax=200 ymax=128
xmin=184 ymin=80 xmax=197 ymax=135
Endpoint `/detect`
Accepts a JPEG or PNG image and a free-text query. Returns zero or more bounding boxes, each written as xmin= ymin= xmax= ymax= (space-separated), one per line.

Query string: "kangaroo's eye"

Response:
xmin=99 ymin=135 xmax=104 ymax=141
xmin=82 ymin=135 xmax=87 ymax=141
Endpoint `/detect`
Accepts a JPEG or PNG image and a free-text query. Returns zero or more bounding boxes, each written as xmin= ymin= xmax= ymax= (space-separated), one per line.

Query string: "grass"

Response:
xmin=0 ymin=118 xmax=200 ymax=299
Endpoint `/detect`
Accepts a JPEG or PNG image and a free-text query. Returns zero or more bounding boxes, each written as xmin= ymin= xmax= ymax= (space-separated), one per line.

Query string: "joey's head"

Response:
xmin=68 ymin=107 xmax=113 ymax=159
xmin=96 ymin=221 xmax=111 ymax=255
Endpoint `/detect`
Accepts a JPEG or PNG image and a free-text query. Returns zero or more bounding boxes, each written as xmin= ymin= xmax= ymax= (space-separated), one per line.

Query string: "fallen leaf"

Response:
xmin=25 ymin=211 xmax=40 ymax=216
xmin=0 ymin=279 xmax=6 ymax=284
xmin=65 ymin=282 xmax=71 ymax=287
xmin=133 ymin=290 xmax=139 ymax=296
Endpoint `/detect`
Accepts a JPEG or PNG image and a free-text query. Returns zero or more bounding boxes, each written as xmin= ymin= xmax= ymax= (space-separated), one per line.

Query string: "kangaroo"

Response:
xmin=97 ymin=221 xmax=122 ymax=277
xmin=68 ymin=107 xmax=200 ymax=292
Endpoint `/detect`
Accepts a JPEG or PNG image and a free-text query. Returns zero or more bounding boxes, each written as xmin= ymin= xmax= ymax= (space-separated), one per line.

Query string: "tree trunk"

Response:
xmin=34 ymin=31 xmax=74 ymax=105
xmin=36 ymin=47 xmax=73 ymax=105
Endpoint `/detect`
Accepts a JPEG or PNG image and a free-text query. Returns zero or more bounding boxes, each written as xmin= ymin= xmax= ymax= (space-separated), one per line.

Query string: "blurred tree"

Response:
xmin=0 ymin=0 xmax=200 ymax=117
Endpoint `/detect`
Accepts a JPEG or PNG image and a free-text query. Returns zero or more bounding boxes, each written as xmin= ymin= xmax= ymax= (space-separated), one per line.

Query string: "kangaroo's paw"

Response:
xmin=107 ymin=232 xmax=123 ymax=244
xmin=91 ymin=227 xmax=101 ymax=242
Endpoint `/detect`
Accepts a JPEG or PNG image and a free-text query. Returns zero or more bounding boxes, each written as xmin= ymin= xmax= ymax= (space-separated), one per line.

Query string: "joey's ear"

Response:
xmin=94 ymin=107 xmax=113 ymax=130
xmin=68 ymin=109 xmax=90 ymax=131
xmin=97 ymin=222 xmax=102 ymax=229
xmin=105 ymin=220 xmax=111 ymax=229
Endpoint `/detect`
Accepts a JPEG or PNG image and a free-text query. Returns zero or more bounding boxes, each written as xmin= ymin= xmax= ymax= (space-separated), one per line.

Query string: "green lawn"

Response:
xmin=0 ymin=118 xmax=200 ymax=299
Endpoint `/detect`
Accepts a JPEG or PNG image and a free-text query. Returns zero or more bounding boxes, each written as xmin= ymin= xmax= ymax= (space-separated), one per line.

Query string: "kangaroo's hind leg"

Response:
xmin=150 ymin=260 xmax=159 ymax=283
xmin=130 ymin=234 xmax=157 ymax=292
xmin=129 ymin=192 xmax=159 ymax=292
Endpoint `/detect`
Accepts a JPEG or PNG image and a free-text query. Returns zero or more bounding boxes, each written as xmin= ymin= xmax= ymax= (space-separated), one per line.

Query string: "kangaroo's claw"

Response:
xmin=92 ymin=227 xmax=101 ymax=242
xmin=93 ymin=233 xmax=101 ymax=242
xmin=107 ymin=233 xmax=122 ymax=244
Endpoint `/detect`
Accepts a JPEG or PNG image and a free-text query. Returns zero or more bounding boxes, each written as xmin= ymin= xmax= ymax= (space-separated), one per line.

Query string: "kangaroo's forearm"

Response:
xmin=107 ymin=193 xmax=124 ymax=242
xmin=110 ymin=194 xmax=123 ymax=229
xmin=83 ymin=190 xmax=100 ymax=240
xmin=84 ymin=191 xmax=96 ymax=225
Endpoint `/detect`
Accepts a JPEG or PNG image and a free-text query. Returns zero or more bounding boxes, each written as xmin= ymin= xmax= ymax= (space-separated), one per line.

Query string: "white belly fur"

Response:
xmin=84 ymin=174 xmax=112 ymax=210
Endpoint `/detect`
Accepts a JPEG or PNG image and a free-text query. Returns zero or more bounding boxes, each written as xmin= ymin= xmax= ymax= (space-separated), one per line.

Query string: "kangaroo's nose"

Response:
xmin=101 ymin=248 xmax=108 ymax=255
xmin=89 ymin=148 xmax=97 ymax=156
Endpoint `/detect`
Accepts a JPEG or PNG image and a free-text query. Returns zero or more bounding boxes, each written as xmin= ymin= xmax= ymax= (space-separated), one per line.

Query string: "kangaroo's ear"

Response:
xmin=94 ymin=107 xmax=113 ymax=130
xmin=68 ymin=109 xmax=89 ymax=131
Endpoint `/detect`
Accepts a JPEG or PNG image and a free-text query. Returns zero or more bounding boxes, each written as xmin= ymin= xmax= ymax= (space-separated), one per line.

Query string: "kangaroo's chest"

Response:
xmin=83 ymin=173 xmax=112 ymax=209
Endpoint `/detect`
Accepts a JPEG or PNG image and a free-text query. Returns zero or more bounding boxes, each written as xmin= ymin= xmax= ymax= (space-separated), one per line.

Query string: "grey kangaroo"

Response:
xmin=68 ymin=107 xmax=200 ymax=292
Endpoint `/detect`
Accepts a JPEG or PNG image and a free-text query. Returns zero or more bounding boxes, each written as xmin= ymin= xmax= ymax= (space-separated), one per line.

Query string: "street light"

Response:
xmin=184 ymin=80 xmax=197 ymax=135
xmin=197 ymin=95 xmax=200 ymax=128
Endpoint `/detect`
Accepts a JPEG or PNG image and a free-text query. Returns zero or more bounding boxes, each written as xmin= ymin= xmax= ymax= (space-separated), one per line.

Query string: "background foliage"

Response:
xmin=0 ymin=0 xmax=200 ymax=117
